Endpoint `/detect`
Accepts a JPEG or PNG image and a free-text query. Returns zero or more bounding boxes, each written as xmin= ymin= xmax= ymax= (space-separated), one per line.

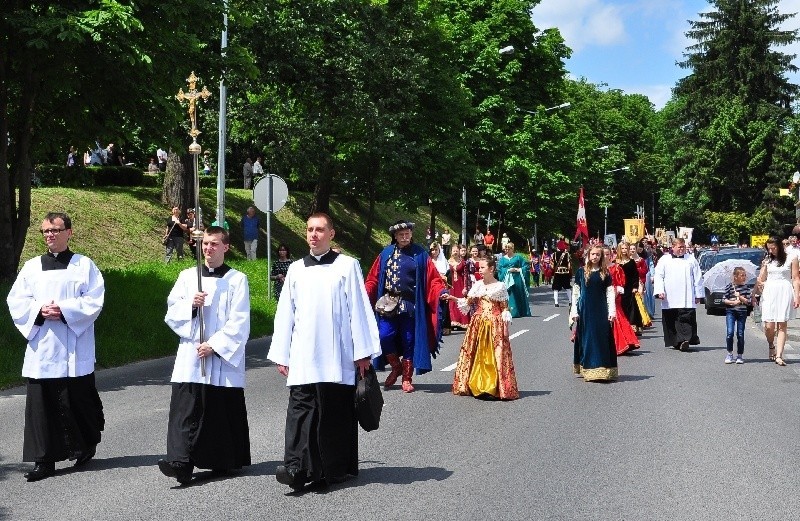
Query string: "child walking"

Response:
xmin=722 ymin=267 xmax=751 ymax=364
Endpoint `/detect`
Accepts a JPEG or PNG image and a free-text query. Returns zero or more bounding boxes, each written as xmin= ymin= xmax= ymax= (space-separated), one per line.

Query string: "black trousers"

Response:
xmin=23 ymin=373 xmax=104 ymax=463
xmin=166 ymin=382 xmax=251 ymax=471
xmin=284 ymin=383 xmax=358 ymax=484
xmin=662 ymin=308 xmax=700 ymax=347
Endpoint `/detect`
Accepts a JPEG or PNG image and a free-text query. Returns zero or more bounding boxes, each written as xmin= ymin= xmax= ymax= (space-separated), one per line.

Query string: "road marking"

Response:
xmin=441 ymin=330 xmax=528 ymax=371
xmin=543 ymin=314 xmax=559 ymax=322
xmin=509 ymin=329 xmax=529 ymax=339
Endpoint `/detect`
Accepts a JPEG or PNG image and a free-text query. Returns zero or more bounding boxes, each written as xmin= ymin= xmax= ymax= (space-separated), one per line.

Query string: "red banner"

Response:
xmin=574 ymin=186 xmax=589 ymax=246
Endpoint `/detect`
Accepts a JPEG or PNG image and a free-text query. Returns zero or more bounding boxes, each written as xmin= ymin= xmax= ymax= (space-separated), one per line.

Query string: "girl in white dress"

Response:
xmin=755 ymin=237 xmax=800 ymax=366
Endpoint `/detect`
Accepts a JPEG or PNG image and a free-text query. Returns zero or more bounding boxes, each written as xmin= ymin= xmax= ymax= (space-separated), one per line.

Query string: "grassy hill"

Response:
xmin=1 ymin=186 xmax=462 ymax=388
xmin=21 ymin=187 xmax=463 ymax=269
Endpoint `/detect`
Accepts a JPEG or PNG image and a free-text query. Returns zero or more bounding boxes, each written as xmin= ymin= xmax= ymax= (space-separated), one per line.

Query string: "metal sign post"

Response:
xmin=253 ymin=175 xmax=289 ymax=301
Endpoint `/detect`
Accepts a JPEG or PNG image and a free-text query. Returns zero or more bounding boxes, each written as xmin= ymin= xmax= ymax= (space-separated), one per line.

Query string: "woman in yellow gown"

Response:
xmin=449 ymin=256 xmax=519 ymax=400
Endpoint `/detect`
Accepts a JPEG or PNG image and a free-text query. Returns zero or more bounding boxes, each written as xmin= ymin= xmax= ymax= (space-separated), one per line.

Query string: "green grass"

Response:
xmin=0 ymin=260 xmax=275 ymax=389
xmin=2 ymin=186 xmax=461 ymax=388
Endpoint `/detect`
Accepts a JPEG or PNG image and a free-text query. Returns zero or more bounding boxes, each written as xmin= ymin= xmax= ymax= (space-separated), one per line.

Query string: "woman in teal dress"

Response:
xmin=569 ymin=244 xmax=618 ymax=382
xmin=497 ymin=242 xmax=532 ymax=318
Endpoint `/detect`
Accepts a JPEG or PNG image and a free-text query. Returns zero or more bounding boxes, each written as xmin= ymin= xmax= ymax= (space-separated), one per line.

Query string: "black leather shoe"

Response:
xmin=276 ymin=465 xmax=306 ymax=491
xmin=158 ymin=459 xmax=193 ymax=485
xmin=24 ymin=462 xmax=55 ymax=482
xmin=74 ymin=445 xmax=96 ymax=467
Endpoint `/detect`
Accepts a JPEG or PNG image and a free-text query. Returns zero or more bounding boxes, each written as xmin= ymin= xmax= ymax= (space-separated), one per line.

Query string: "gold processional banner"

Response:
xmin=623 ymin=219 xmax=645 ymax=243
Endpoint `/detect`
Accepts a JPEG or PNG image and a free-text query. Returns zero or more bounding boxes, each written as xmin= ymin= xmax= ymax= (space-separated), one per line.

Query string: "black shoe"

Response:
xmin=679 ymin=341 xmax=689 ymax=352
xmin=276 ymin=465 xmax=306 ymax=491
xmin=158 ymin=459 xmax=193 ymax=485
xmin=74 ymin=445 xmax=96 ymax=467
xmin=24 ymin=462 xmax=55 ymax=482
xmin=555 ymin=303 xmax=560 ymax=307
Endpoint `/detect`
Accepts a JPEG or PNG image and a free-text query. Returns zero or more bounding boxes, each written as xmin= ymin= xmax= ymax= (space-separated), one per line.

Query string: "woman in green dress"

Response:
xmin=497 ymin=242 xmax=531 ymax=318
xmin=570 ymin=245 xmax=618 ymax=382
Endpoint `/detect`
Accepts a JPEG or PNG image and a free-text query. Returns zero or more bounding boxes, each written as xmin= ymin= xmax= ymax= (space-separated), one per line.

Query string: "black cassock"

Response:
xmin=23 ymin=252 xmax=105 ymax=463
xmin=283 ymin=382 xmax=358 ymax=484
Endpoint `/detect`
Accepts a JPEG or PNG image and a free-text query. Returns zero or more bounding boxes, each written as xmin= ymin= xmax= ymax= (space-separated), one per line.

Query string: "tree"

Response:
xmin=661 ymin=0 xmax=798 ymax=231
xmin=0 ymin=1 xmax=263 ymax=281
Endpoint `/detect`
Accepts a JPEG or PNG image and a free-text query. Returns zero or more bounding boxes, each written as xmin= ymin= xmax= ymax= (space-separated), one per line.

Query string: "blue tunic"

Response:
xmin=372 ymin=243 xmax=438 ymax=374
xmin=573 ymin=268 xmax=618 ymax=381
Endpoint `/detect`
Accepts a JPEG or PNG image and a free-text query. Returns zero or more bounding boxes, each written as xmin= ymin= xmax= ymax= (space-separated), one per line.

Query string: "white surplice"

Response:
xmin=7 ymin=254 xmax=105 ymax=378
xmin=165 ymin=267 xmax=250 ymax=388
xmin=269 ymin=253 xmax=381 ymax=387
xmin=653 ymin=254 xmax=703 ymax=309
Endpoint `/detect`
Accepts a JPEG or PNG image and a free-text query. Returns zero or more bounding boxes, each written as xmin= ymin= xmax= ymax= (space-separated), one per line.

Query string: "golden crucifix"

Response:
xmin=176 ymin=71 xmax=212 ymax=144
xmin=175 ymin=71 xmax=212 ymax=377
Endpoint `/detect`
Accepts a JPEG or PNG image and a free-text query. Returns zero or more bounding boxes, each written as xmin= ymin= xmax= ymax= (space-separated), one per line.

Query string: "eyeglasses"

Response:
xmin=41 ymin=228 xmax=66 ymax=236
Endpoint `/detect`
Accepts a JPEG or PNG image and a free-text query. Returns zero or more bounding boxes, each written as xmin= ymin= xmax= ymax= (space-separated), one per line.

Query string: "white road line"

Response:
xmin=441 ymin=329 xmax=529 ymax=371
xmin=509 ymin=329 xmax=529 ymax=340
xmin=543 ymin=314 xmax=559 ymax=322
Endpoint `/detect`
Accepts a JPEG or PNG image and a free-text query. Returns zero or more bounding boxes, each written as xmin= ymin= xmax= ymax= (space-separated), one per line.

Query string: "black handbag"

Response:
xmin=355 ymin=366 xmax=384 ymax=432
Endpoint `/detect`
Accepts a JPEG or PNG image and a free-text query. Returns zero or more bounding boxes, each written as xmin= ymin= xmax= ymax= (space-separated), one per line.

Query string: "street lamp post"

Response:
xmin=793 ymin=171 xmax=800 ymax=221
xmin=516 ymin=102 xmax=571 ymax=115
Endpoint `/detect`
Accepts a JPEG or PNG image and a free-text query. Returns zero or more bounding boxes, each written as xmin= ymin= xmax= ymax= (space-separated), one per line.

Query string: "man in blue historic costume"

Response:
xmin=7 ymin=212 xmax=105 ymax=482
xmin=365 ymin=220 xmax=449 ymax=393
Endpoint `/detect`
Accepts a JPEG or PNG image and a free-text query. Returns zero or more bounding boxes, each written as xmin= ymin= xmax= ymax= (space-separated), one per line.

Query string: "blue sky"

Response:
xmin=531 ymin=0 xmax=800 ymax=109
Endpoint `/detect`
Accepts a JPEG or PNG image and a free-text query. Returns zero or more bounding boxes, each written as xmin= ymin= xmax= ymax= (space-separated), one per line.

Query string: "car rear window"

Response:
xmin=711 ymin=250 xmax=765 ymax=268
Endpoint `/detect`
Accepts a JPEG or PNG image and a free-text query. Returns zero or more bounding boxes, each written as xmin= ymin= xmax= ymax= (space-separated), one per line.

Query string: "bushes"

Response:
xmin=35 ymin=165 xmax=144 ymax=187
xmin=0 ymin=259 xmax=275 ymax=389
xmin=35 ymin=164 xmax=241 ymax=189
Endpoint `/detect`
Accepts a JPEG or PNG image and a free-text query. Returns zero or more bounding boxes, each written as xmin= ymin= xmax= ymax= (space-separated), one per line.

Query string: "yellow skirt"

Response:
xmin=635 ymin=292 xmax=652 ymax=327
xmin=467 ymin=319 xmax=499 ymax=397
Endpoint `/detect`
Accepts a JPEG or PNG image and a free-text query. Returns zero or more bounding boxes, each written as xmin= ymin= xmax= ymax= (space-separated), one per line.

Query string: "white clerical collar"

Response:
xmin=310 ymin=248 xmax=331 ymax=261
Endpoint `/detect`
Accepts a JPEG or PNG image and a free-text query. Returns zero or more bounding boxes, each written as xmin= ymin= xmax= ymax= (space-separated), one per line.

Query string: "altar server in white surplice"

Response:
xmin=157 ymin=226 xmax=251 ymax=486
xmin=654 ymin=238 xmax=703 ymax=351
xmin=7 ymin=212 xmax=105 ymax=482
xmin=269 ymin=212 xmax=380 ymax=492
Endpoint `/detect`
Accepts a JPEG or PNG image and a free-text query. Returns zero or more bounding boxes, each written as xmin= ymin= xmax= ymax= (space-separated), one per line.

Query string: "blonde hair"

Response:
xmin=616 ymin=241 xmax=631 ymax=261
xmin=585 ymin=245 xmax=608 ymax=283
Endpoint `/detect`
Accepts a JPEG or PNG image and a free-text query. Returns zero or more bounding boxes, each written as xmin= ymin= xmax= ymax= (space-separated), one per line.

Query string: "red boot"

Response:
xmin=384 ymin=353 xmax=402 ymax=389
xmin=402 ymin=359 xmax=415 ymax=393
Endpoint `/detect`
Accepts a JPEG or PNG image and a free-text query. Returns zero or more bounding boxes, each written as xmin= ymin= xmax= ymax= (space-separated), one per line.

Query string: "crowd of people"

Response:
xmin=10 ymin=206 xmax=800 ymax=492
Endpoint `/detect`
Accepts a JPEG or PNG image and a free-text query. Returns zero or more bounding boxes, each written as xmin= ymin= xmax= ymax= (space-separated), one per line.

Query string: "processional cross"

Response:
xmin=175 ymin=70 xmax=212 ymax=376
xmin=176 ymin=71 xmax=212 ymax=148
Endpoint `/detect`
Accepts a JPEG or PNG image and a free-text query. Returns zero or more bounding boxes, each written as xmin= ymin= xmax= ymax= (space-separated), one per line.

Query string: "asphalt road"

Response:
xmin=1 ymin=286 xmax=799 ymax=520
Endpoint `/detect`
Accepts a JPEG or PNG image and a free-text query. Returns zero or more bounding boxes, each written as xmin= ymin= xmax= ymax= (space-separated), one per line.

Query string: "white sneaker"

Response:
xmin=735 ymin=356 xmax=744 ymax=364
xmin=724 ymin=353 xmax=734 ymax=364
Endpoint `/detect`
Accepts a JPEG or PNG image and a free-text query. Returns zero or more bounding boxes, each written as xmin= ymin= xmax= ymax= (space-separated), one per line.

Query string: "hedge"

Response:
xmin=35 ymin=165 xmax=144 ymax=187
xmin=35 ymin=165 xmax=241 ymax=189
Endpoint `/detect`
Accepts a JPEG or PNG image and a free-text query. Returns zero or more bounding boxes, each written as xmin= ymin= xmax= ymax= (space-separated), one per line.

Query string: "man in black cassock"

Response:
xmin=158 ymin=226 xmax=251 ymax=485
xmin=269 ymin=213 xmax=381 ymax=491
xmin=6 ymin=212 xmax=105 ymax=482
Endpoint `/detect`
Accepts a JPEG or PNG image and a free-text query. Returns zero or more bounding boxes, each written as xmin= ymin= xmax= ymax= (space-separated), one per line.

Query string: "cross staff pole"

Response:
xmin=177 ymin=71 xmax=211 ymax=377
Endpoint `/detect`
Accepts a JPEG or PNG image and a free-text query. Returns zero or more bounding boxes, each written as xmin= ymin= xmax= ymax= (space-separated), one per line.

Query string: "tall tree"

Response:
xmin=0 ymin=1 xmax=258 ymax=281
xmin=662 ymin=0 xmax=798 ymax=232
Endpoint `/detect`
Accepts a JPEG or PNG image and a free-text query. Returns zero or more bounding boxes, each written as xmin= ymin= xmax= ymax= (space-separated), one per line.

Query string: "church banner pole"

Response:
xmin=177 ymin=71 xmax=211 ymax=377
